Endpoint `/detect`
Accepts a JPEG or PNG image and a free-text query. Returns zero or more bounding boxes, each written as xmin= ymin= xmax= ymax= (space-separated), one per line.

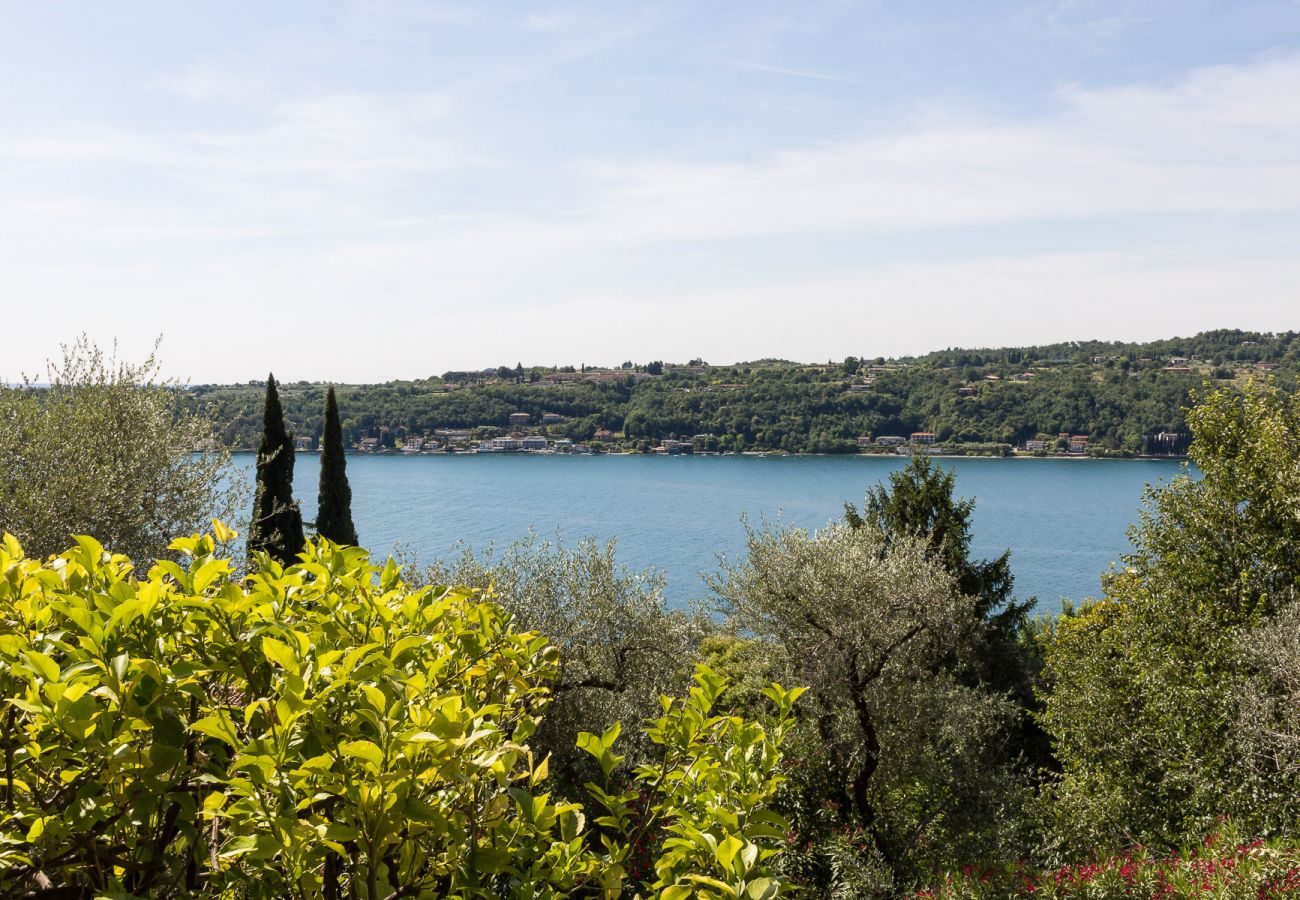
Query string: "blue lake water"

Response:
xmin=233 ymin=453 xmax=1187 ymax=614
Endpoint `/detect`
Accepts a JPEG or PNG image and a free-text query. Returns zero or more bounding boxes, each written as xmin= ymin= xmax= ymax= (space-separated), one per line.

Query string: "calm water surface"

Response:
xmin=234 ymin=453 xmax=1186 ymax=614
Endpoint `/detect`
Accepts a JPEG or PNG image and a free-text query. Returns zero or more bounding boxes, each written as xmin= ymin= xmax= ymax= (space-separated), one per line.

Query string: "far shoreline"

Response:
xmin=228 ymin=449 xmax=1188 ymax=462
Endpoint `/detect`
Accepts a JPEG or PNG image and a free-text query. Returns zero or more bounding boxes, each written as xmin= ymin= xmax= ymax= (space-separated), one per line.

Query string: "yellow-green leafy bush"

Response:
xmin=0 ymin=528 xmax=799 ymax=898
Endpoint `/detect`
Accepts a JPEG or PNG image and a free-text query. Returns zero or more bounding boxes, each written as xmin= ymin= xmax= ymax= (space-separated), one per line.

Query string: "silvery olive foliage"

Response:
xmin=709 ymin=520 xmax=1024 ymax=887
xmin=1238 ymin=596 xmax=1300 ymax=784
xmin=0 ymin=336 xmax=241 ymax=563
xmin=410 ymin=533 xmax=712 ymax=790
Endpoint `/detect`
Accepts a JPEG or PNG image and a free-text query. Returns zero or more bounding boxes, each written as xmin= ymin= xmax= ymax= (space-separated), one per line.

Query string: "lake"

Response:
xmin=233 ymin=453 xmax=1186 ymax=614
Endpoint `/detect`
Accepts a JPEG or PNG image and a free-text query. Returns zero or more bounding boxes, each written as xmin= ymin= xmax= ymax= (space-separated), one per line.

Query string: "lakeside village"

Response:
xmin=196 ymin=336 xmax=1292 ymax=458
xmin=303 ymin=360 xmax=1202 ymax=458
xmin=283 ymin=353 xmax=1225 ymax=458
xmin=312 ymin=414 xmax=1187 ymax=459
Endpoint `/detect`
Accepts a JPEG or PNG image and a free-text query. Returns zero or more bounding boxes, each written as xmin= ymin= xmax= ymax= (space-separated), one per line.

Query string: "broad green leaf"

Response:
xmin=24 ymin=650 xmax=60 ymax=683
xmin=530 ymin=753 xmax=550 ymax=786
xmin=339 ymin=739 xmax=384 ymax=769
xmin=71 ymin=534 xmax=105 ymax=563
xmin=322 ymin=823 xmax=358 ymax=842
xmin=191 ymin=712 xmax=240 ymax=747
xmin=192 ymin=558 xmax=227 ymax=593
xmin=26 ymin=816 xmax=53 ymax=842
xmin=471 ymin=846 xmax=511 ymax=873
xmin=716 ymin=834 xmax=744 ymax=872
xmin=261 ymin=636 xmax=298 ymax=672
xmin=360 ymin=684 xmax=387 ymax=712
xmin=685 ymin=874 xmax=735 ymax=892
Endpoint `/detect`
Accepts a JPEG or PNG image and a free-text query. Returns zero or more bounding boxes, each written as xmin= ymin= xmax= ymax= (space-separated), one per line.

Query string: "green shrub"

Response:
xmin=0 ymin=527 xmax=800 ymax=898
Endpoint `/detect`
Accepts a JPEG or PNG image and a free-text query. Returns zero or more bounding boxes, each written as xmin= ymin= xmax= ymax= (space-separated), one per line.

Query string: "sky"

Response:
xmin=2 ymin=1 xmax=1300 ymax=383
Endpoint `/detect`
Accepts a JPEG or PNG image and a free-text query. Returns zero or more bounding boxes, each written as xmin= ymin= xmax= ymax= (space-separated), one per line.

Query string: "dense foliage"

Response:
xmin=0 ymin=530 xmax=800 ymax=898
xmin=186 ymin=329 xmax=1299 ymax=454
xmin=410 ymin=534 xmax=710 ymax=798
xmin=911 ymin=825 xmax=1300 ymax=899
xmin=1038 ymin=379 xmax=1300 ymax=854
xmin=0 ymin=337 xmax=240 ymax=563
xmin=848 ymin=457 xmax=1048 ymax=770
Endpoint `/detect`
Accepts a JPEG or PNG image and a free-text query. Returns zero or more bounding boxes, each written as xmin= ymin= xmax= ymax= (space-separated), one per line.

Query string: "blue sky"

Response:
xmin=3 ymin=1 xmax=1300 ymax=382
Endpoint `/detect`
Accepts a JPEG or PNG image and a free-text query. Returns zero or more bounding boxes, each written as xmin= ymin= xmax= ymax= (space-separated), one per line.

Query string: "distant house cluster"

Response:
xmin=855 ymin=432 xmax=939 ymax=452
xmin=1023 ymin=433 xmax=1091 ymax=454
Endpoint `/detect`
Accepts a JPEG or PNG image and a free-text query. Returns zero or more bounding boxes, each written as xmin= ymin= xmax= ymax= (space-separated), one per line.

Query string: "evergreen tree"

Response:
xmin=316 ymin=386 xmax=358 ymax=546
xmin=248 ymin=374 xmax=305 ymax=565
xmin=846 ymin=455 xmax=1046 ymax=766
xmin=847 ymin=455 xmax=1024 ymax=626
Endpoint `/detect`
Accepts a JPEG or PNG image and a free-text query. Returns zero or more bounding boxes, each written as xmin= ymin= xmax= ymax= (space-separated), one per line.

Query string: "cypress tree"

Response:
xmin=316 ymin=386 xmax=358 ymax=546
xmin=248 ymin=373 xmax=305 ymax=565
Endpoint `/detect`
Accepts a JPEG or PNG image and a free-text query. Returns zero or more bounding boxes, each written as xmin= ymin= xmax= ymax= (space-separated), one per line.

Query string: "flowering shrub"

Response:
xmin=909 ymin=828 xmax=1300 ymax=899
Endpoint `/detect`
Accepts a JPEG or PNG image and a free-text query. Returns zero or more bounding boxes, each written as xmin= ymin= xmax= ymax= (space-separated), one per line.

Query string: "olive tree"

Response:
xmin=0 ymin=337 xmax=240 ymax=562
xmin=1234 ymin=589 xmax=1300 ymax=843
xmin=710 ymin=520 xmax=1024 ymax=888
xmin=411 ymin=532 xmax=712 ymax=792
xmin=847 ymin=455 xmax=1046 ymax=769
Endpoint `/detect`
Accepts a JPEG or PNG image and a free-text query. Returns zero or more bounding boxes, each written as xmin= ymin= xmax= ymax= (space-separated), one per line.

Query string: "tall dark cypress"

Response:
xmin=248 ymin=373 xmax=305 ymax=565
xmin=315 ymin=386 xmax=358 ymax=546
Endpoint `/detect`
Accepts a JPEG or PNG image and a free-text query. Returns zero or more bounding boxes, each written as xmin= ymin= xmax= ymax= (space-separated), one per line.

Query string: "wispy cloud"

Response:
xmin=568 ymin=53 xmax=1300 ymax=243
xmin=725 ymin=58 xmax=864 ymax=85
xmin=7 ymin=51 xmax=1299 ymax=253
xmin=1045 ymin=0 xmax=1163 ymax=41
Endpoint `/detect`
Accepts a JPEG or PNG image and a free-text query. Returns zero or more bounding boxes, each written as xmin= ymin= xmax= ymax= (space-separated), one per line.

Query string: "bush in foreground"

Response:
xmin=0 ymin=528 xmax=800 ymax=898
xmin=710 ymin=519 xmax=1027 ymax=891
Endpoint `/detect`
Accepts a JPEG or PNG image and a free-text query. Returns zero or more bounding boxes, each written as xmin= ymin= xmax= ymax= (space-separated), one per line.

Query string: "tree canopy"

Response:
xmin=1039 ymin=378 xmax=1300 ymax=853
xmin=0 ymin=337 xmax=239 ymax=563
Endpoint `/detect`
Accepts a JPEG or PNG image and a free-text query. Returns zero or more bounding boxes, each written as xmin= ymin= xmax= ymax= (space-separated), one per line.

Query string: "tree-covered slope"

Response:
xmin=187 ymin=329 xmax=1299 ymax=454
